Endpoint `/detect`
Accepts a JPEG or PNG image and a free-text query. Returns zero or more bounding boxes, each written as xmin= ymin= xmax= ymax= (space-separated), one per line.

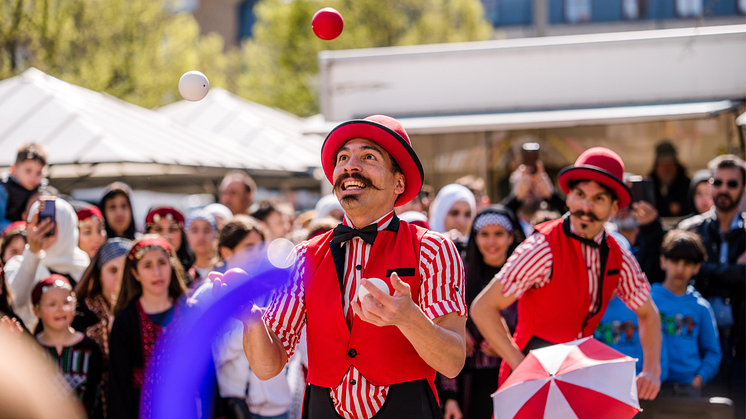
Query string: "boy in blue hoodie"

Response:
xmin=652 ymin=229 xmax=721 ymax=397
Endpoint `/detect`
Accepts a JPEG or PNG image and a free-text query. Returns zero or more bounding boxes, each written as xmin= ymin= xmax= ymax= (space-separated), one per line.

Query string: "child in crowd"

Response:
xmin=185 ymin=210 xmax=218 ymax=286
xmin=0 ymin=143 xmax=47 ymax=231
xmin=595 ymin=293 xmax=669 ymax=382
xmin=145 ymin=207 xmax=195 ymax=284
xmin=33 ymin=275 xmax=103 ymax=418
xmin=74 ymin=238 xmax=132 ymax=418
xmin=652 ymin=229 xmax=721 ymax=397
xmin=77 ymin=206 xmax=107 ymax=259
xmin=99 ymin=182 xmax=136 ymax=241
xmin=107 ymin=235 xmax=187 ymax=419
xmin=1 ymin=221 xmax=27 ymax=263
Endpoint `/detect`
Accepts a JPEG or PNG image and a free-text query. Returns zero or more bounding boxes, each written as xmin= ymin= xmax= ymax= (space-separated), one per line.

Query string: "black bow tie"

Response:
xmin=331 ymin=223 xmax=378 ymax=245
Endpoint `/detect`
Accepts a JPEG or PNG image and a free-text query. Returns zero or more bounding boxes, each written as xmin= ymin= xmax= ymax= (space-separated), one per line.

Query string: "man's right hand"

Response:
xmin=210 ymin=270 xmax=263 ymax=327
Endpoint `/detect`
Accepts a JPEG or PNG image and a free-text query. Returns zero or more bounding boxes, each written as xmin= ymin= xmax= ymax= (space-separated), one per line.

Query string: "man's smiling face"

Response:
xmin=332 ymin=138 xmax=405 ymax=217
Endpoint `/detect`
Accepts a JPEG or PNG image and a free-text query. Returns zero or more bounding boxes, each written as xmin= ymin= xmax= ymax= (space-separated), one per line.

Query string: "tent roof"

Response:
xmin=0 ymin=68 xmax=309 ymax=172
xmin=157 ymin=87 xmax=322 ymax=171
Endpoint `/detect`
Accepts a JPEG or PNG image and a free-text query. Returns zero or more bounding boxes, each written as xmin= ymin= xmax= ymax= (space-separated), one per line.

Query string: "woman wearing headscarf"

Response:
xmin=457 ymin=205 xmax=525 ymax=419
xmin=145 ymin=207 xmax=195 ymax=286
xmin=100 ymin=182 xmax=137 ymax=240
xmin=688 ymin=169 xmax=714 ymax=216
xmin=429 ymin=184 xmax=477 ymax=246
xmin=185 ymin=210 xmax=218 ymax=287
xmin=5 ymin=197 xmax=91 ymax=330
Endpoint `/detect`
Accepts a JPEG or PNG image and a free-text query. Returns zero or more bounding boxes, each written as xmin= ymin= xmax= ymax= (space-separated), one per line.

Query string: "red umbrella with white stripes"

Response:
xmin=492 ymin=337 xmax=641 ymax=419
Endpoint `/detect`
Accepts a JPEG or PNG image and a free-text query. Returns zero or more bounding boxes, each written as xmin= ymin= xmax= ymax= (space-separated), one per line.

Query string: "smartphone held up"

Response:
xmin=38 ymin=196 xmax=56 ymax=237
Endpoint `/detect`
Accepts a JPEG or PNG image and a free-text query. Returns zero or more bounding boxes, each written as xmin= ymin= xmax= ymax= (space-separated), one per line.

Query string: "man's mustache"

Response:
xmin=571 ymin=210 xmax=600 ymax=222
xmin=334 ymin=172 xmax=382 ymax=191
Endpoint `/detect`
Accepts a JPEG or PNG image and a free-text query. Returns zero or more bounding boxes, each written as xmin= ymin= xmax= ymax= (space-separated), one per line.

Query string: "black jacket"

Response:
xmin=678 ymin=210 xmax=746 ymax=355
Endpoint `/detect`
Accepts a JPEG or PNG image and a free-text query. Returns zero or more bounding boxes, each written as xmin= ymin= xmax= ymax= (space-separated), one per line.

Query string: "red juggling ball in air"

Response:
xmin=312 ymin=8 xmax=344 ymax=40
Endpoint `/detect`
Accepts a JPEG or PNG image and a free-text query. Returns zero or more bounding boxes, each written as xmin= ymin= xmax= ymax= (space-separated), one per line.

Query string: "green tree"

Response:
xmin=0 ymin=0 xmax=236 ymax=108
xmin=237 ymin=0 xmax=492 ymax=117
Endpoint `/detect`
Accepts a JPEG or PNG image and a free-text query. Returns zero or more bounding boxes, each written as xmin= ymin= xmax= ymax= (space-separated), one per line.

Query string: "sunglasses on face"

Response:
xmin=710 ymin=178 xmax=741 ymax=189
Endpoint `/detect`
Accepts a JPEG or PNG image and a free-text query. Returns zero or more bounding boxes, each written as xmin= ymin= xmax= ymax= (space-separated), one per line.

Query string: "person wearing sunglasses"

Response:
xmin=678 ymin=154 xmax=746 ymax=417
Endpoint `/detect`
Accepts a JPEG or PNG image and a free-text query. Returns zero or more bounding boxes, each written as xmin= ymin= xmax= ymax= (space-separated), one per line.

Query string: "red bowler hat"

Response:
xmin=558 ymin=147 xmax=632 ymax=208
xmin=321 ymin=115 xmax=424 ymax=206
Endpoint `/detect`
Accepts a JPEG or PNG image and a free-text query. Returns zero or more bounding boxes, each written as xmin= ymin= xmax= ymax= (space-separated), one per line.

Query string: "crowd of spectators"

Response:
xmin=0 ymin=140 xmax=744 ymax=419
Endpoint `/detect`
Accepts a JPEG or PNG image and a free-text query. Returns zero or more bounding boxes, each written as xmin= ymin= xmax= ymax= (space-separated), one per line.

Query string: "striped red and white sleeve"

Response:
xmin=418 ymin=231 xmax=467 ymax=320
xmin=615 ymin=246 xmax=651 ymax=311
xmin=496 ymin=232 xmax=553 ymax=298
xmin=262 ymin=242 xmax=308 ymax=358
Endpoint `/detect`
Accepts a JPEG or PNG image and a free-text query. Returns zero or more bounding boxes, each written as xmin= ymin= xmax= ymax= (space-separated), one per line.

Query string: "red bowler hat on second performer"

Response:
xmin=558 ymin=147 xmax=632 ymax=208
xmin=321 ymin=115 xmax=424 ymax=206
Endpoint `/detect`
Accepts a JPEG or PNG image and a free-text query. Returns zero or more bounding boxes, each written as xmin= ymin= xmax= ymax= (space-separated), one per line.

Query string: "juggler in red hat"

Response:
xmin=321 ymin=115 xmax=424 ymax=206
xmin=558 ymin=147 xmax=632 ymax=208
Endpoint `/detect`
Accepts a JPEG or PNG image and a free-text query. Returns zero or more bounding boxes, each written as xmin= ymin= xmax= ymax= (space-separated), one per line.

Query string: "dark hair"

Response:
xmin=1 ymin=228 xmax=26 ymax=263
xmin=113 ymin=236 xmax=187 ymax=315
xmin=145 ymin=224 xmax=195 ymax=277
xmin=221 ymin=171 xmax=257 ymax=195
xmin=0 ymin=266 xmax=14 ymax=316
xmin=465 ymin=205 xmax=525 ymax=309
xmin=100 ymin=183 xmax=136 ymax=240
xmin=218 ymin=216 xmax=265 ymax=256
xmin=709 ymin=154 xmax=746 ymax=185
xmin=661 ymin=230 xmax=707 ymax=264
xmin=15 ymin=143 xmax=47 ymax=167
xmin=566 ymin=179 xmax=618 ymax=202
xmin=251 ymin=201 xmax=279 ymax=222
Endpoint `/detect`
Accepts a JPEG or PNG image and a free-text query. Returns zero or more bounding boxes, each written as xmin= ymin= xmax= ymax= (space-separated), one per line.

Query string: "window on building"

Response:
xmin=238 ymin=0 xmax=259 ymax=40
xmin=675 ymin=0 xmax=703 ymax=17
xmin=564 ymin=0 xmax=592 ymax=22
xmin=621 ymin=0 xmax=642 ymax=19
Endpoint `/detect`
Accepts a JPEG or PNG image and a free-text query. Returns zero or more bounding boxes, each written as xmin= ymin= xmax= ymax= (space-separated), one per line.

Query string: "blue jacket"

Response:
xmin=595 ymin=295 xmax=669 ymax=382
xmin=651 ymin=283 xmax=722 ymax=384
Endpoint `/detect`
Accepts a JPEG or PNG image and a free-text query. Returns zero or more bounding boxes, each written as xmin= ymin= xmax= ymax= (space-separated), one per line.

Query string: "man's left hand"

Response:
xmin=351 ymin=273 xmax=417 ymax=328
xmin=636 ymin=370 xmax=661 ymax=400
xmin=631 ymin=201 xmax=658 ymax=226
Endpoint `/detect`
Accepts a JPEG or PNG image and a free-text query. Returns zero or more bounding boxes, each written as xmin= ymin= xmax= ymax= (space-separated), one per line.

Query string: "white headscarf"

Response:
xmin=27 ymin=198 xmax=91 ymax=279
xmin=204 ymin=203 xmax=234 ymax=224
xmin=428 ymin=184 xmax=477 ymax=233
xmin=6 ymin=198 xmax=90 ymax=329
xmin=314 ymin=194 xmax=344 ymax=220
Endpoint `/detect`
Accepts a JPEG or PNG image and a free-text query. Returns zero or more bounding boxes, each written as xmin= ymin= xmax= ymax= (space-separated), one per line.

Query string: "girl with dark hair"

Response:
xmin=100 ymin=183 xmax=136 ymax=241
xmin=1 ymin=221 xmax=27 ymax=263
xmin=33 ymin=275 xmax=103 ymax=418
xmin=458 ymin=205 xmax=525 ymax=419
xmin=145 ymin=207 xmax=195 ymax=286
xmin=107 ymin=235 xmax=187 ymax=419
xmin=77 ymin=206 xmax=107 ymax=259
xmin=0 ymin=265 xmax=27 ymax=333
xmin=73 ymin=238 xmax=132 ymax=418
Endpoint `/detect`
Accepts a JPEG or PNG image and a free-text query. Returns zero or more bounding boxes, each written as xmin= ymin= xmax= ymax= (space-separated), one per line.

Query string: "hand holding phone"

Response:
xmin=522 ymin=143 xmax=540 ymax=174
xmin=38 ymin=197 xmax=56 ymax=237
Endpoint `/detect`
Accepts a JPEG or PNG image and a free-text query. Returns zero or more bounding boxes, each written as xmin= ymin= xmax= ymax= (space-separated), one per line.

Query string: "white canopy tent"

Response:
xmin=0 ymin=68 xmax=320 ymax=193
xmin=157 ymin=87 xmax=322 ymax=172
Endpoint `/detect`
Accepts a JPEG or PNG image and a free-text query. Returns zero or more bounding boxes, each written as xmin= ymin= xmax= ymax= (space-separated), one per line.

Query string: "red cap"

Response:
xmin=321 ymin=115 xmax=424 ymax=207
xmin=76 ymin=206 xmax=103 ymax=223
xmin=2 ymin=221 xmax=26 ymax=238
xmin=558 ymin=147 xmax=632 ymax=208
xmin=128 ymin=236 xmax=173 ymax=261
xmin=146 ymin=207 xmax=185 ymax=226
xmin=31 ymin=274 xmax=73 ymax=306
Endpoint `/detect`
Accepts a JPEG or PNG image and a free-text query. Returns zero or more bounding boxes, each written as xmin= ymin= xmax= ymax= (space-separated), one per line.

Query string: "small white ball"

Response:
xmin=357 ymin=277 xmax=390 ymax=302
xmin=267 ymin=238 xmax=297 ymax=269
xmin=178 ymin=71 xmax=209 ymax=101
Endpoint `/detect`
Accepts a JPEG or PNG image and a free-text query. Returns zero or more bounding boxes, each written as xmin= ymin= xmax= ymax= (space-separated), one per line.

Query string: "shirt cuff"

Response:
xmin=423 ymin=299 xmax=467 ymax=320
xmin=263 ymin=316 xmax=299 ymax=359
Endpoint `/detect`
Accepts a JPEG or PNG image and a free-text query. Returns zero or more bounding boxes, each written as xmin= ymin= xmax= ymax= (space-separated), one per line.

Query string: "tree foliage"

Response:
xmin=237 ymin=0 xmax=493 ymax=117
xmin=0 ymin=0 xmax=236 ymax=108
xmin=0 ymin=0 xmax=491 ymax=114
